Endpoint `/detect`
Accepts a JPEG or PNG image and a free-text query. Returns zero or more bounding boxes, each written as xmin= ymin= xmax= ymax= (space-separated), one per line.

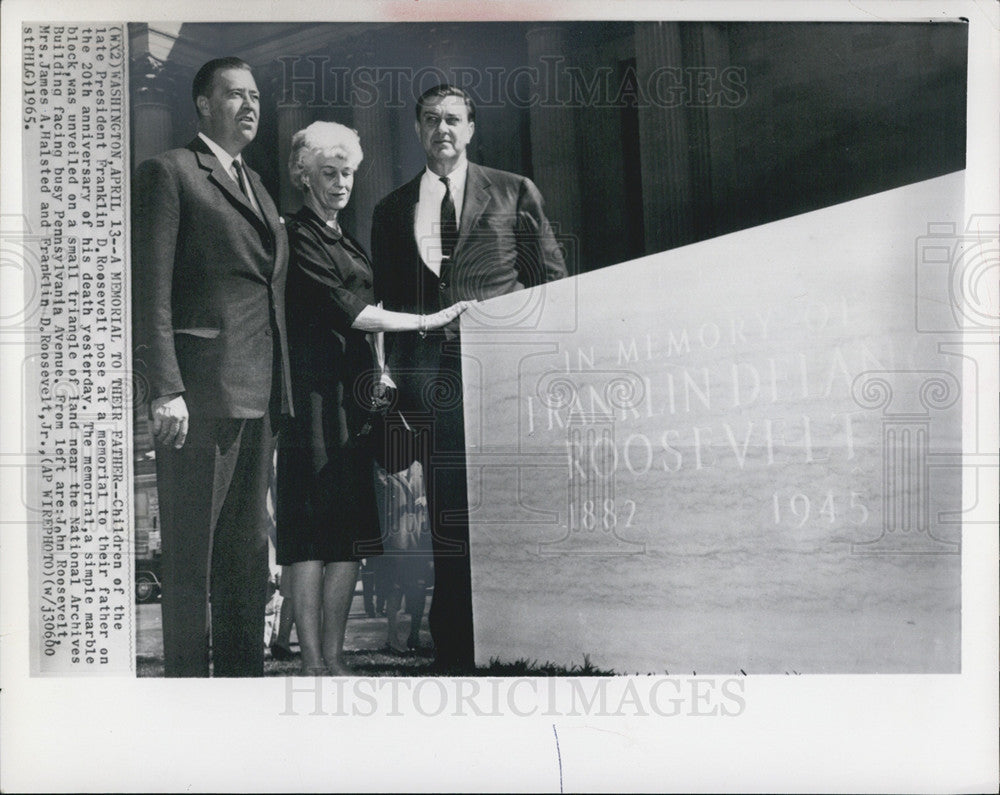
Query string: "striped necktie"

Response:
xmin=440 ymin=176 xmax=458 ymax=260
xmin=232 ymin=160 xmax=261 ymax=218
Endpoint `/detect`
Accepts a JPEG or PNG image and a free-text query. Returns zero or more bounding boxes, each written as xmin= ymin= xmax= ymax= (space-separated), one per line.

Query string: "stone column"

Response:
xmin=429 ymin=25 xmax=465 ymax=77
xmin=269 ymin=65 xmax=315 ymax=214
xmin=680 ymin=24 xmax=715 ymax=241
xmin=129 ymin=55 xmax=175 ymax=167
xmin=350 ymin=35 xmax=397 ymax=249
xmin=525 ymin=26 xmax=582 ymax=274
xmin=698 ymin=23 xmax=737 ymax=237
xmin=633 ymin=21 xmax=695 ymax=253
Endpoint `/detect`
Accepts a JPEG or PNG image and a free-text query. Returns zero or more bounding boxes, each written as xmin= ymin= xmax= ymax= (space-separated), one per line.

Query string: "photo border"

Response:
xmin=1 ymin=1 xmax=996 ymax=792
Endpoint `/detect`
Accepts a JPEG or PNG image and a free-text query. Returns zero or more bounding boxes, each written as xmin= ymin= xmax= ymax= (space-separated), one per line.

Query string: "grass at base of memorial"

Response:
xmin=136 ymin=600 xmax=622 ymax=676
xmin=135 ymin=651 xmax=617 ymax=677
xmin=135 ymin=648 xmax=439 ymax=677
xmin=136 ymin=652 xmax=811 ymax=676
xmin=484 ymin=654 xmax=616 ymax=676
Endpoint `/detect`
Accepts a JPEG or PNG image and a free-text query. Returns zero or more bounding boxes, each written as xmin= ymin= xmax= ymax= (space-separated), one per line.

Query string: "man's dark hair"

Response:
xmin=415 ymin=84 xmax=476 ymax=123
xmin=191 ymin=57 xmax=253 ymax=114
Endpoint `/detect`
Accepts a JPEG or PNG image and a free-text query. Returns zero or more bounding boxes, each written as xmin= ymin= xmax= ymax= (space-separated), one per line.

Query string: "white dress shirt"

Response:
xmin=413 ymin=157 xmax=468 ymax=277
xmin=198 ymin=131 xmax=262 ymax=217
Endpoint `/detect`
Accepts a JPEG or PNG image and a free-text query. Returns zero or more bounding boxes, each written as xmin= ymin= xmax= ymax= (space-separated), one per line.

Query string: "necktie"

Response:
xmin=440 ymin=176 xmax=458 ymax=260
xmin=231 ymin=160 xmax=250 ymax=198
xmin=232 ymin=160 xmax=261 ymax=218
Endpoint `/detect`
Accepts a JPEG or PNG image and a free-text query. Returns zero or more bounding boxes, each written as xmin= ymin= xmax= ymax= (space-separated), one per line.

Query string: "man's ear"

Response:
xmin=468 ymin=120 xmax=475 ymax=140
xmin=413 ymin=119 xmax=420 ymax=140
xmin=196 ymin=95 xmax=210 ymax=119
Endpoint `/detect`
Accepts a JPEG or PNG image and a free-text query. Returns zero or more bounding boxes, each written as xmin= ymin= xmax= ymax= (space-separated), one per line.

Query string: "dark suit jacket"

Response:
xmin=132 ymin=137 xmax=292 ymax=418
xmin=371 ymin=162 xmax=567 ymax=413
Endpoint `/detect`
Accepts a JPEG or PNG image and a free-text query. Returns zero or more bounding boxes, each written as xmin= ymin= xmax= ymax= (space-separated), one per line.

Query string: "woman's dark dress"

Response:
xmin=276 ymin=205 xmax=383 ymax=564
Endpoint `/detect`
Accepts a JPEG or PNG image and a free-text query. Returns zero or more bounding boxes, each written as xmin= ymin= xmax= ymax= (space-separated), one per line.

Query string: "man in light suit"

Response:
xmin=132 ymin=57 xmax=292 ymax=677
xmin=371 ymin=84 xmax=567 ymax=672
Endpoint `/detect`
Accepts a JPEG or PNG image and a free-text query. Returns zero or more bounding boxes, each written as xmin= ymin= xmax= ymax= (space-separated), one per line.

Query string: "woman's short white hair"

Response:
xmin=288 ymin=121 xmax=363 ymax=192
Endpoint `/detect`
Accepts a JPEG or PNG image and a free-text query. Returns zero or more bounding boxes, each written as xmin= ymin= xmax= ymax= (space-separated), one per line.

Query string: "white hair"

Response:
xmin=288 ymin=121 xmax=363 ymax=191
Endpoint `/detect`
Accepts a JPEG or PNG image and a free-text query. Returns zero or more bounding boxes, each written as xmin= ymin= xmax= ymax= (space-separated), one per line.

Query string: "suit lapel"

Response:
xmin=191 ymin=140 xmax=272 ymax=240
xmin=400 ymin=173 xmax=422 ymax=264
xmin=245 ymin=166 xmax=280 ymax=239
xmin=245 ymin=165 xmax=286 ymax=282
xmin=456 ymin=163 xmax=491 ymax=258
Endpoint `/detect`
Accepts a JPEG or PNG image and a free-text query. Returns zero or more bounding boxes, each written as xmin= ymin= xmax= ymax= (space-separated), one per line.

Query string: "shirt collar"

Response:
xmin=422 ymin=156 xmax=469 ymax=190
xmin=198 ymin=132 xmax=245 ymax=175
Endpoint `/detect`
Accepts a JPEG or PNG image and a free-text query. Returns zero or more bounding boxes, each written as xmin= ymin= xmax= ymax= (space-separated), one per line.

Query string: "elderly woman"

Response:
xmin=276 ymin=121 xmax=467 ymax=675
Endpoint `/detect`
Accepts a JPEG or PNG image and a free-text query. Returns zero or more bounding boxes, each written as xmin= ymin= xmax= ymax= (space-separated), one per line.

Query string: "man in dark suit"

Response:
xmin=371 ymin=84 xmax=567 ymax=671
xmin=132 ymin=57 xmax=292 ymax=677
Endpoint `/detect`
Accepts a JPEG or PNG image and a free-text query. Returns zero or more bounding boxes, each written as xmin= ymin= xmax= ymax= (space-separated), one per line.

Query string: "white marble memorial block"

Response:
xmin=461 ymin=173 xmax=965 ymax=674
